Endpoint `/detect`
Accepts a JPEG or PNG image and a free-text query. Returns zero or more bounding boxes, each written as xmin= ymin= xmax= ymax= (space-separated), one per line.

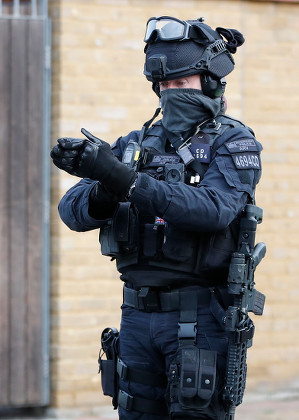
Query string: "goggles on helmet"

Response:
xmin=144 ymin=16 xmax=193 ymax=43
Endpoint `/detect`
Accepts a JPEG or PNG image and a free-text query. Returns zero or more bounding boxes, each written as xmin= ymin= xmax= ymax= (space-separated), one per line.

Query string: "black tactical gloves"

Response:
xmin=50 ymin=128 xmax=137 ymax=200
xmin=88 ymin=182 xmax=120 ymax=220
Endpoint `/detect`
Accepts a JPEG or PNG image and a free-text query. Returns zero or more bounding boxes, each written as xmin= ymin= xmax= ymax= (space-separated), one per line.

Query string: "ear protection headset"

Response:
xmin=200 ymin=74 xmax=226 ymax=98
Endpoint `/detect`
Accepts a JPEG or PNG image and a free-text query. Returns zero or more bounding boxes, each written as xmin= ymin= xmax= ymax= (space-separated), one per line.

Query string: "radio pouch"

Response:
xmin=100 ymin=202 xmax=138 ymax=257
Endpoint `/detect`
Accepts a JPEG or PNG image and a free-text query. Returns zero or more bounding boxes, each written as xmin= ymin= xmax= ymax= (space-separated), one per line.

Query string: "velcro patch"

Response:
xmin=232 ymin=153 xmax=261 ymax=170
xmin=225 ymin=138 xmax=258 ymax=153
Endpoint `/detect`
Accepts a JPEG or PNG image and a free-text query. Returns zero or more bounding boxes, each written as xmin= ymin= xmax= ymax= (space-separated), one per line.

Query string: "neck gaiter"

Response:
xmin=160 ymin=88 xmax=222 ymax=136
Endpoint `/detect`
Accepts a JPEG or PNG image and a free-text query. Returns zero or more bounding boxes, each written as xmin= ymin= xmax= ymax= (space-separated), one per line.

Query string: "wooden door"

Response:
xmin=0 ymin=14 xmax=51 ymax=407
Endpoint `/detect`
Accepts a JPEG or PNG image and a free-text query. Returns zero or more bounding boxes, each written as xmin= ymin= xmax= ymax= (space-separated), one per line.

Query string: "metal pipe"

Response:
xmin=40 ymin=0 xmax=48 ymax=17
xmin=31 ymin=0 xmax=37 ymax=16
xmin=13 ymin=0 xmax=20 ymax=17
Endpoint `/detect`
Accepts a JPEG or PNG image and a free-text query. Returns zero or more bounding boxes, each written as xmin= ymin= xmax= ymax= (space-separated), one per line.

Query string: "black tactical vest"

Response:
xmin=100 ymin=115 xmax=253 ymax=283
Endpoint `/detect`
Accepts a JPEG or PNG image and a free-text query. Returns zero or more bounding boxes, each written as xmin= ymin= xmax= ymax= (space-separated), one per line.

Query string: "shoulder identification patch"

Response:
xmin=225 ymin=138 xmax=258 ymax=153
xmin=190 ymin=143 xmax=211 ymax=163
xmin=189 ymin=132 xmax=211 ymax=163
xmin=232 ymin=153 xmax=261 ymax=170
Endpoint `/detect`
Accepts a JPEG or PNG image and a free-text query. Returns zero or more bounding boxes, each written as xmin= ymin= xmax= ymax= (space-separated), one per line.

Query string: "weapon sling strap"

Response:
xmin=139 ymin=107 xmax=161 ymax=144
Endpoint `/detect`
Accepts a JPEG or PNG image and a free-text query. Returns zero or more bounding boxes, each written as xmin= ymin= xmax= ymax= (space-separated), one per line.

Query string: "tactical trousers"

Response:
xmin=118 ymin=302 xmax=228 ymax=420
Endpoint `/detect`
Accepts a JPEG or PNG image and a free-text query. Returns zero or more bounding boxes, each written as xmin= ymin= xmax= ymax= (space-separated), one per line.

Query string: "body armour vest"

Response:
xmin=99 ymin=114 xmax=258 ymax=285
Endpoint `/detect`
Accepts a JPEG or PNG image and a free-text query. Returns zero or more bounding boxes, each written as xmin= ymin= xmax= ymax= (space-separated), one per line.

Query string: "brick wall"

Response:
xmin=49 ymin=0 xmax=299 ymax=409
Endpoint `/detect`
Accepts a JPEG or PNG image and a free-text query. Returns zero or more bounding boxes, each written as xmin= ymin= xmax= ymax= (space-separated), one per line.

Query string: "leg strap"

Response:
xmin=118 ymin=390 xmax=168 ymax=416
xmin=117 ymin=357 xmax=167 ymax=388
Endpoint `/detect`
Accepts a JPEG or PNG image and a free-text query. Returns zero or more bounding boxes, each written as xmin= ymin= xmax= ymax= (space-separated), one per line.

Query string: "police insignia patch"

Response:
xmin=225 ymin=138 xmax=258 ymax=153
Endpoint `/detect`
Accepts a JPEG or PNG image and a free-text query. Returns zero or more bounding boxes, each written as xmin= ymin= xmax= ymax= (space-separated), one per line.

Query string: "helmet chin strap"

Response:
xmin=152 ymin=82 xmax=161 ymax=97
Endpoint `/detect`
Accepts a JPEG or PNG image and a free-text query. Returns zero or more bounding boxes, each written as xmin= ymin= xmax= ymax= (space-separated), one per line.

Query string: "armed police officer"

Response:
xmin=51 ymin=16 xmax=263 ymax=420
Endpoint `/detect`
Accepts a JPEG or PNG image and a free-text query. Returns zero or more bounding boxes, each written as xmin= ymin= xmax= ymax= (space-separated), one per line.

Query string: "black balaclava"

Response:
xmin=160 ymin=88 xmax=222 ymax=136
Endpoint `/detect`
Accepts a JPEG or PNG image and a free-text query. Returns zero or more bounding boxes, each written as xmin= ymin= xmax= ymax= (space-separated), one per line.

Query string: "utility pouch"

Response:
xmin=177 ymin=346 xmax=217 ymax=410
xmin=99 ymin=203 xmax=139 ymax=257
xmin=98 ymin=327 xmax=119 ymax=409
xmin=100 ymin=221 xmax=120 ymax=257
xmin=180 ymin=346 xmax=200 ymax=401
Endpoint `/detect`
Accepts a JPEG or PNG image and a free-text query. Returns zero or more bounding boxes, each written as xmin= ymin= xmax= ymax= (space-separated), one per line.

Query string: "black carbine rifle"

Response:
xmin=223 ymin=204 xmax=266 ymax=420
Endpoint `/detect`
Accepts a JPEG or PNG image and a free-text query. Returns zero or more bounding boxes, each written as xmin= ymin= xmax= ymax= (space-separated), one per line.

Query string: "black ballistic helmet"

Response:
xmin=143 ymin=16 xmax=245 ymax=97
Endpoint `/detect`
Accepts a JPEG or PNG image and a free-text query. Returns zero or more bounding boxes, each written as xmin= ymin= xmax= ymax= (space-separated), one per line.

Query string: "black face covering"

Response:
xmin=160 ymin=88 xmax=222 ymax=136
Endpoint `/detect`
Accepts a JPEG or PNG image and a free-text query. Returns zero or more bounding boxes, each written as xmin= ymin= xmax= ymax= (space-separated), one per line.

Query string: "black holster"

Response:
xmin=98 ymin=327 xmax=119 ymax=409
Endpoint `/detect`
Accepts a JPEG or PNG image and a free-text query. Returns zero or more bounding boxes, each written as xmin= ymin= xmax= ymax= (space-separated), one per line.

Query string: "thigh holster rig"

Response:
xmin=121 ymin=286 xmax=220 ymax=416
xmin=101 ymin=286 xmax=235 ymax=416
xmin=99 ymin=324 xmax=169 ymax=416
xmin=117 ymin=357 xmax=168 ymax=416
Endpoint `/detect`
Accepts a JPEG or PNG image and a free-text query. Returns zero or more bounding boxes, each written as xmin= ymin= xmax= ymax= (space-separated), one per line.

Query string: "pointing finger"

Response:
xmin=81 ymin=128 xmax=103 ymax=145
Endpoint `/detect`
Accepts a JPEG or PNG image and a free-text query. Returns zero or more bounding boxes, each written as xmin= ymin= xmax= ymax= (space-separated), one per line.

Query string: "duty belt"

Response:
xmin=123 ymin=285 xmax=211 ymax=312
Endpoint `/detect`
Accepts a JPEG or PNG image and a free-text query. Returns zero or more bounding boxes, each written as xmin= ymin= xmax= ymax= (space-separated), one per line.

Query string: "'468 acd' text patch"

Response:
xmin=231 ymin=152 xmax=261 ymax=170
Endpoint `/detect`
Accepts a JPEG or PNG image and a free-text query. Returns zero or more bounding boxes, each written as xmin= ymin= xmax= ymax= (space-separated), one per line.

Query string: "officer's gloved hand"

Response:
xmin=50 ymin=128 xmax=137 ymax=199
xmin=88 ymin=182 xmax=120 ymax=220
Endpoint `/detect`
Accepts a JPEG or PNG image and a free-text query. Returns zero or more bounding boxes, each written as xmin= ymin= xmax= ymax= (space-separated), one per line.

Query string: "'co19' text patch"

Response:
xmin=232 ymin=153 xmax=261 ymax=170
